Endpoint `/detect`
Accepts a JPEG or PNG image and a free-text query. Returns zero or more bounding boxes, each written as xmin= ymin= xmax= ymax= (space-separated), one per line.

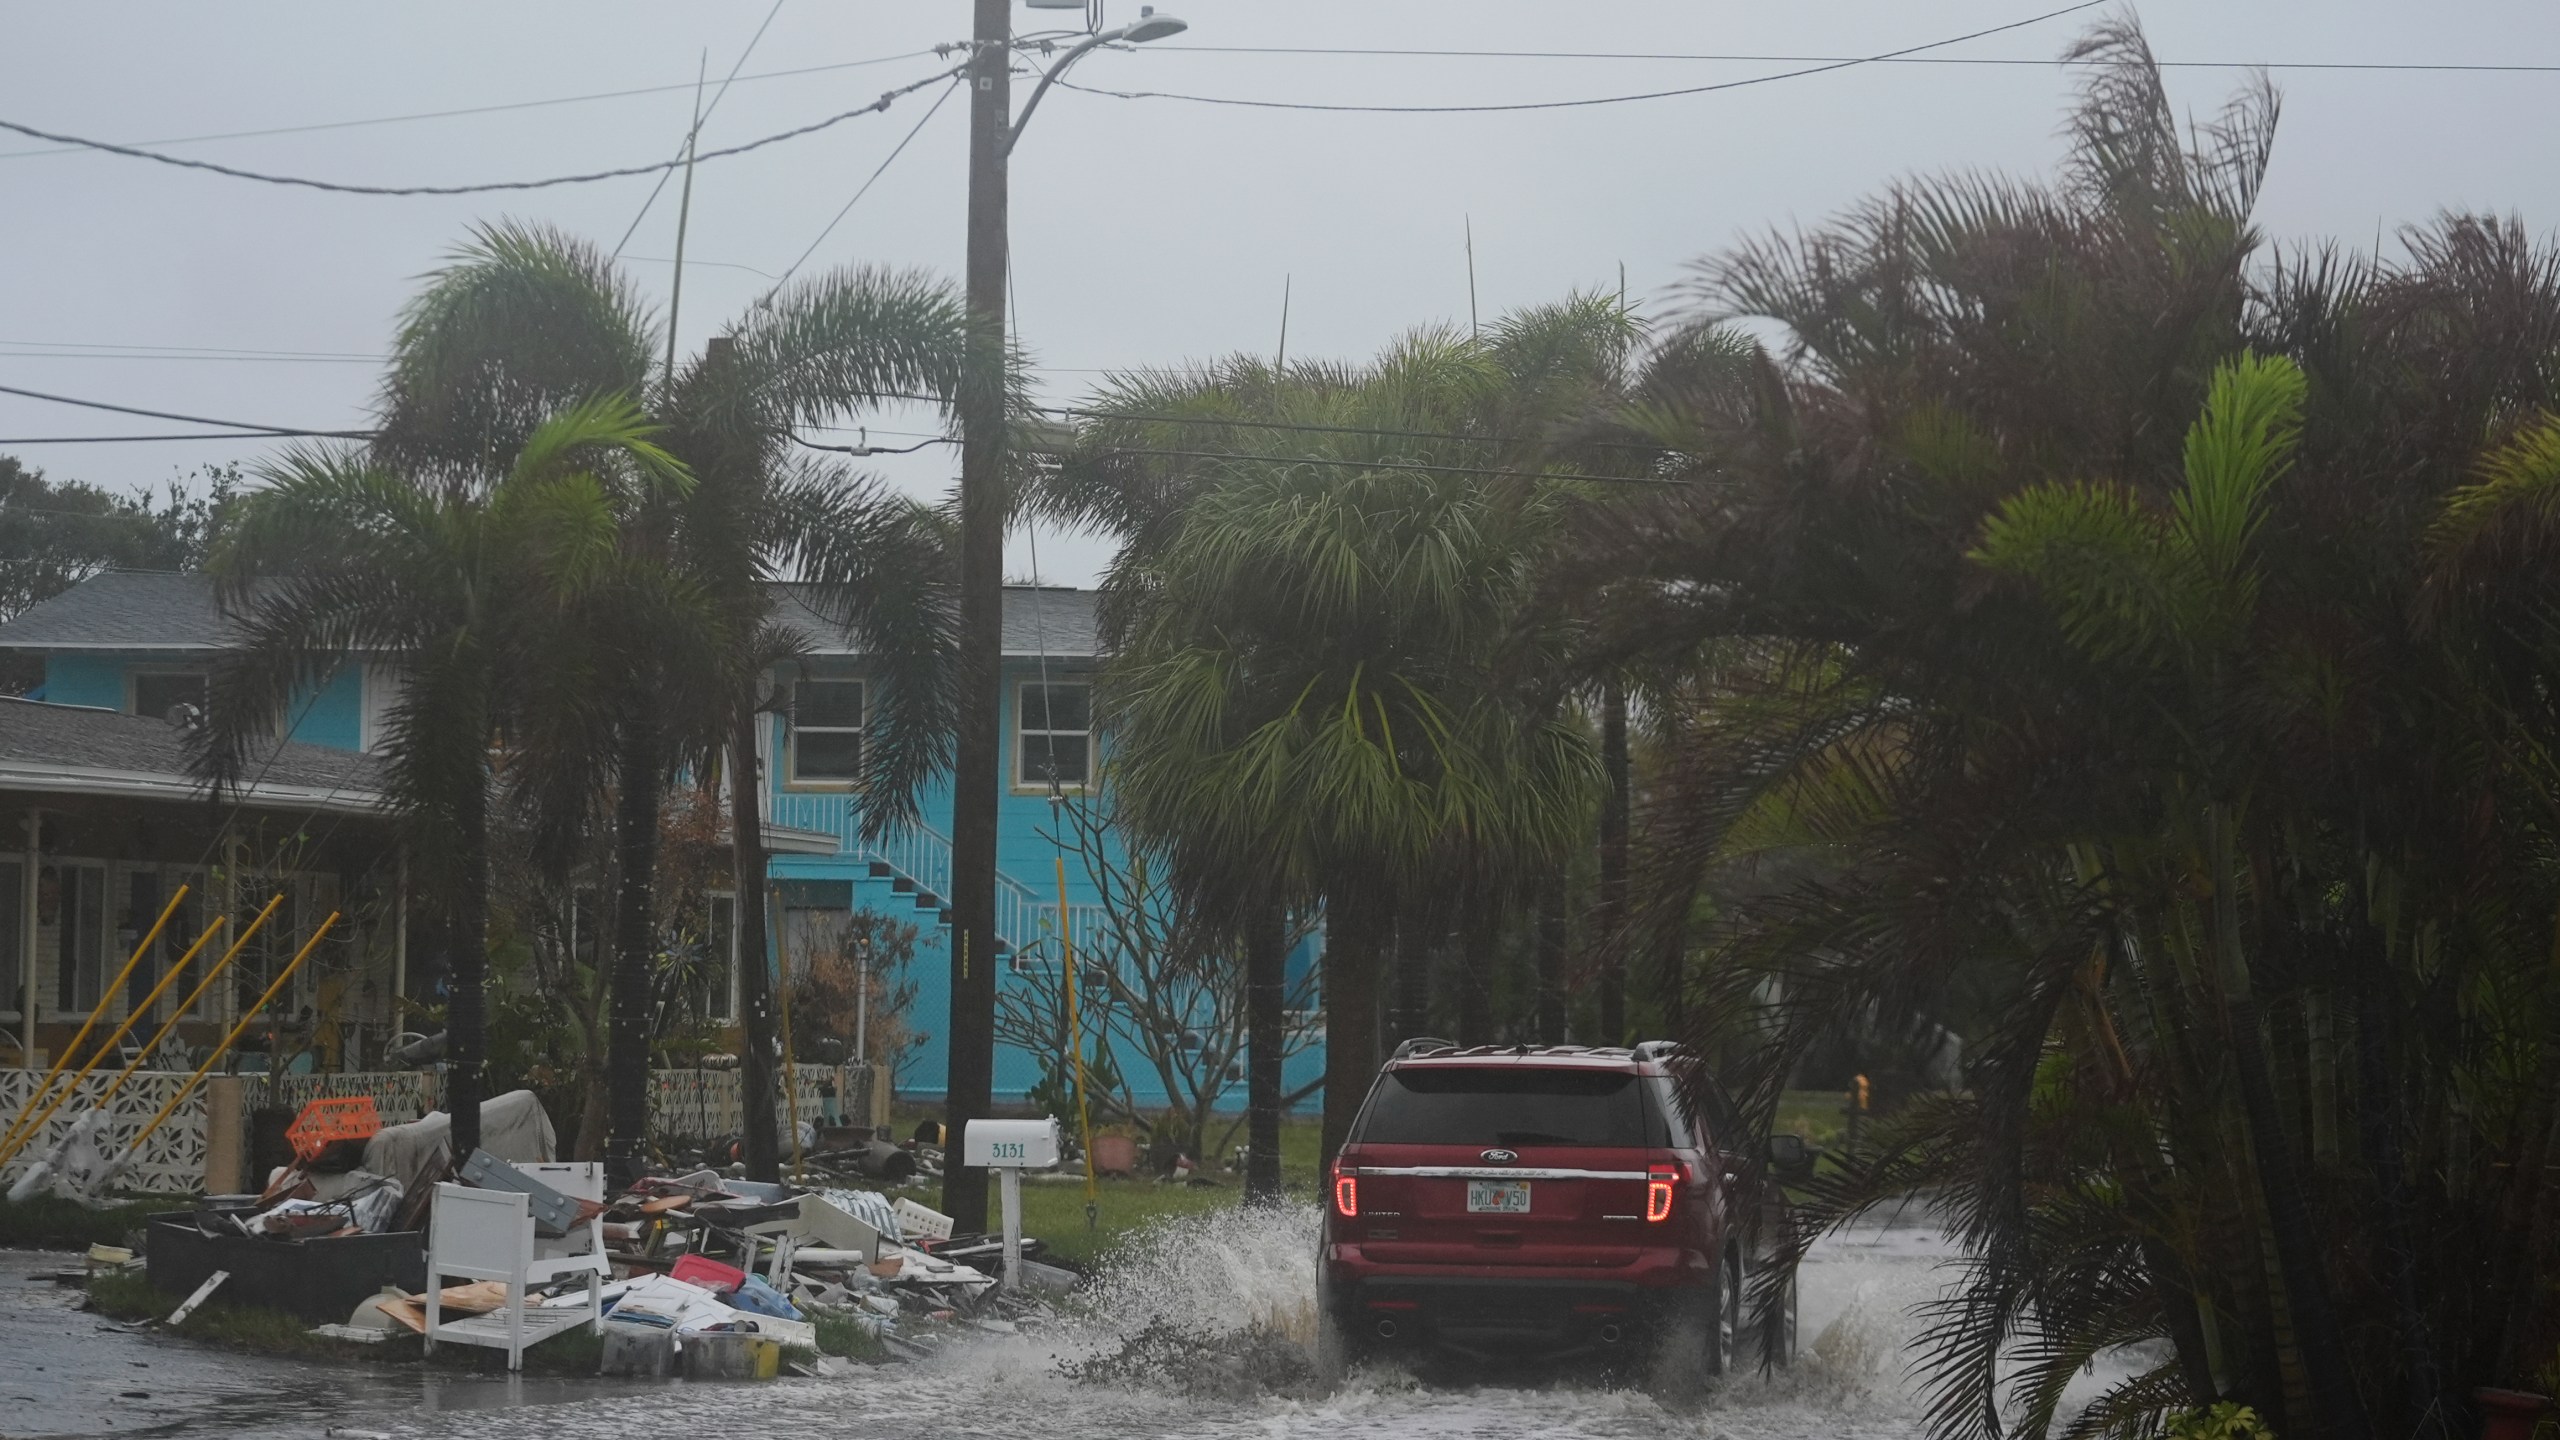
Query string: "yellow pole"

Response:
xmin=0 ymin=915 xmax=227 ymax=1170
xmin=1056 ymin=856 xmax=1098 ymax=1215
xmin=0 ymin=885 xmax=189 ymax=1156
xmin=123 ymin=912 xmax=337 ymax=1159
xmin=93 ymin=895 xmax=283 ymax=1105
xmin=771 ymin=887 xmax=802 ymax=1182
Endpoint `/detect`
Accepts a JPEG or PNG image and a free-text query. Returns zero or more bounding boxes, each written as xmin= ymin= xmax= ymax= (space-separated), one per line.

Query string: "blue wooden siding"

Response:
xmin=41 ymin=654 xmax=363 ymax=749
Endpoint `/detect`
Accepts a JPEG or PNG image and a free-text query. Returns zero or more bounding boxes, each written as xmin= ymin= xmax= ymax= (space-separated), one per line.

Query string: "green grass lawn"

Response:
xmin=878 ymin=1111 xmax=1330 ymax=1271
xmin=1774 ymin=1088 xmax=1854 ymax=1150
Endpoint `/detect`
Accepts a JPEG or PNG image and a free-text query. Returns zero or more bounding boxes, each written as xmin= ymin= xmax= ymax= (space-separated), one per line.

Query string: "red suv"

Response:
xmin=1317 ymin=1040 xmax=1792 ymax=1383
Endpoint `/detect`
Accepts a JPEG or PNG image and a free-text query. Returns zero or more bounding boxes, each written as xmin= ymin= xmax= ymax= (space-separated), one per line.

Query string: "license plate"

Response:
xmin=1467 ymin=1179 xmax=1532 ymax=1214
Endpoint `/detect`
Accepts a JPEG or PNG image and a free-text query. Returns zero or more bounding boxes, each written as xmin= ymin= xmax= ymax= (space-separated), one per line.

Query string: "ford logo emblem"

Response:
xmin=1480 ymin=1148 xmax=1518 ymax=1164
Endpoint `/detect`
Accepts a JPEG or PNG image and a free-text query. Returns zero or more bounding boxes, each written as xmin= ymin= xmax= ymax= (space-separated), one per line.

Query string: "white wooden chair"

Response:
xmin=421 ymin=1163 xmax=609 ymax=1371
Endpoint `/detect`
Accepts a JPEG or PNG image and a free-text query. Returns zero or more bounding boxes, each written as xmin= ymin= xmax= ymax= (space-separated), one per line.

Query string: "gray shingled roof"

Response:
xmin=0 ymin=572 xmax=240 ymax=649
xmin=0 ymin=695 xmax=383 ymax=800
xmin=768 ymin=583 xmax=1098 ymax=659
xmin=0 ymin=570 xmax=1101 ymax=659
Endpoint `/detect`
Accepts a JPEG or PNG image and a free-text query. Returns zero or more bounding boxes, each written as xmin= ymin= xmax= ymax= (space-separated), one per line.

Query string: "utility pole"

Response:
xmin=944 ymin=0 xmax=1011 ymax=1235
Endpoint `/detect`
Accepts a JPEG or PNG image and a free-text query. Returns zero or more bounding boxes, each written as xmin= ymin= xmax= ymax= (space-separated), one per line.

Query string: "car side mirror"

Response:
xmin=1767 ymin=1133 xmax=1810 ymax=1171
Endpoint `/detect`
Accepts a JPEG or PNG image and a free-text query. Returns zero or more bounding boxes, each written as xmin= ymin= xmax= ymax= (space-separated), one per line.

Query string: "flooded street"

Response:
xmin=6 ymin=1200 xmax=2049 ymax=1440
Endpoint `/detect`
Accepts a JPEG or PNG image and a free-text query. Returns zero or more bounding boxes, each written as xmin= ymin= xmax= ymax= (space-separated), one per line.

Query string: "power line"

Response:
xmin=0 ymin=339 xmax=376 ymax=359
xmin=0 ymin=60 xmax=968 ymax=197
xmin=772 ymin=78 xmax=962 ymax=292
xmin=1058 ymin=0 xmax=2110 ymax=115
xmin=0 ymin=351 xmax=378 ymax=366
xmin=0 ymin=433 xmax=355 ymax=445
xmin=0 ymin=381 xmax=369 ymax=438
xmin=613 ymin=0 xmax=788 ymax=260
xmin=1152 ymin=44 xmax=2560 ymax=75
xmin=0 ymin=49 xmax=950 ymax=164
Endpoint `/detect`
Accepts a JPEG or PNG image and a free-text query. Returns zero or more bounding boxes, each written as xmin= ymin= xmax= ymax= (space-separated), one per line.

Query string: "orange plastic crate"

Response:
xmin=285 ymin=1095 xmax=381 ymax=1162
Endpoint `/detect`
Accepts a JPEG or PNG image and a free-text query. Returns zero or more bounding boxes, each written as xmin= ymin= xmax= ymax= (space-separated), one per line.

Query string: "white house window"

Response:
xmin=1017 ymin=680 xmax=1091 ymax=789
xmin=788 ymin=680 xmax=866 ymax=784
xmin=130 ymin=670 xmax=207 ymax=722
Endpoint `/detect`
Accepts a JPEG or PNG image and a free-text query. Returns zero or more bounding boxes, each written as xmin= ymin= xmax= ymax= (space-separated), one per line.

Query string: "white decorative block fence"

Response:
xmin=2 ymin=1062 xmax=886 ymax=1198
xmin=0 ymin=1069 xmax=215 ymax=1196
xmin=648 ymin=1063 xmax=882 ymax=1145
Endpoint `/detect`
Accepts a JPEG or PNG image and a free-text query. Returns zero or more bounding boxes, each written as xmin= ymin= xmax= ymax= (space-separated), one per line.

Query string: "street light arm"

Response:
xmin=1007 ymin=30 xmax=1124 ymax=156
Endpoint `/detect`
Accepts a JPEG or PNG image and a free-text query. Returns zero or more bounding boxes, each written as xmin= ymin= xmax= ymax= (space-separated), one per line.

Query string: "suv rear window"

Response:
xmin=1353 ymin=1067 xmax=1672 ymax=1148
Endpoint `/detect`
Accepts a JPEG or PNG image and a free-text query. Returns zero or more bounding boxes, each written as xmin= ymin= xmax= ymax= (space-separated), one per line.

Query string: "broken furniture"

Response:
xmin=145 ymin=1202 xmax=426 ymax=1324
xmin=421 ymin=1163 xmax=607 ymax=1370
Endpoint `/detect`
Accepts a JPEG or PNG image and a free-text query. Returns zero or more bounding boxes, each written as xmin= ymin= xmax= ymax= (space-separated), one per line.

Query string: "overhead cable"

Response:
xmin=1153 ymin=44 xmax=2560 ymax=74
xmin=613 ymin=0 xmax=790 ymax=259
xmin=0 ymin=59 xmax=968 ymax=196
xmin=0 ymin=381 xmax=369 ymax=437
xmin=771 ymin=77 xmax=962 ymax=292
xmin=0 ymin=48 xmax=947 ymax=164
xmin=1056 ymin=0 xmax=2108 ymax=114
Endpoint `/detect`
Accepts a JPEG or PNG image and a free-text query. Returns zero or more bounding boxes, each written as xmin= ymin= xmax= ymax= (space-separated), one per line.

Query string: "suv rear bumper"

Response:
xmin=1321 ymin=1245 xmax=1710 ymax=1357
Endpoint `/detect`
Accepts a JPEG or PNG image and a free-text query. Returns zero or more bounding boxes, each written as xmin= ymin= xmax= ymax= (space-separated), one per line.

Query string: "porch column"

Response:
xmin=390 ymin=850 xmax=408 ymax=1023
xmin=19 ymin=807 xmax=37 ymax=1065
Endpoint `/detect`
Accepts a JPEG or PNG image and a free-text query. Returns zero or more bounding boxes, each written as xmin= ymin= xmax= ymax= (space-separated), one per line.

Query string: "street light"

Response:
xmin=1009 ymin=7 xmax=1188 ymax=155
xmin=942 ymin=0 xmax=1185 ymax=1235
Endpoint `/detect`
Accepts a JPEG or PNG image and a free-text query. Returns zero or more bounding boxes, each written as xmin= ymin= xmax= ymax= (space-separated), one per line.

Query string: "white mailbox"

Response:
xmin=963 ymin=1117 xmax=1061 ymax=1169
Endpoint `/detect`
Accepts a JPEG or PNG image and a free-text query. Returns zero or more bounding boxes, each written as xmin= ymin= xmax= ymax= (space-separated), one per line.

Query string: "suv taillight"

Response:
xmin=1646 ymin=1163 xmax=1678 ymax=1222
xmin=1332 ymin=1163 xmax=1359 ymax=1219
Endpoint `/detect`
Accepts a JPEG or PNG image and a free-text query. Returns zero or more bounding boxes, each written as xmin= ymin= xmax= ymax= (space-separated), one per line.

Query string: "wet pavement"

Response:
xmin=0 ymin=1201 xmax=2095 ymax=1440
xmin=0 ymin=1250 xmax=635 ymax=1439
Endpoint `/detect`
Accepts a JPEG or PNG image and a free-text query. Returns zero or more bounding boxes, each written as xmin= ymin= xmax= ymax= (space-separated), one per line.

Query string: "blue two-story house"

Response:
xmin=0 ymin=570 xmax=1322 ymax=1119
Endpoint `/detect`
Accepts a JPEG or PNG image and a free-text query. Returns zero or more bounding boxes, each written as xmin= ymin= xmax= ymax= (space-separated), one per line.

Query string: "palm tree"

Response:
xmin=195 ymin=398 xmax=683 ymax=1160
xmin=1553 ymin=19 xmax=2560 ymax=1436
xmin=1069 ymin=325 xmax=1604 ymax=1162
xmin=371 ymin=222 xmax=967 ymax=1180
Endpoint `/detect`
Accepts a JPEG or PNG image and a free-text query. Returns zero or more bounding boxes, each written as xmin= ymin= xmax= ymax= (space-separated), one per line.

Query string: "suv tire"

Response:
xmin=1649 ymin=1250 xmax=1741 ymax=1401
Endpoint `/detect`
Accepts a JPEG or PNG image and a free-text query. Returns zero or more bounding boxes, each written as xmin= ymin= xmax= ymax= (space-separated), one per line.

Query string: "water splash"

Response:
xmin=376 ymin=1203 xmax=1980 ymax=1440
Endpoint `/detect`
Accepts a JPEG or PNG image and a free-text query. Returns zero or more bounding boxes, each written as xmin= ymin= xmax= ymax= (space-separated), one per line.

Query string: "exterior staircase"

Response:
xmin=766 ymin=792 xmax=1106 ymax=965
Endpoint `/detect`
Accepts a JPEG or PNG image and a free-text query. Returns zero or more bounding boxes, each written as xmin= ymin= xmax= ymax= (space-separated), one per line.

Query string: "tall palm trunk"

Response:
xmin=1597 ymin=680 xmax=1630 ymax=1043
xmin=605 ymin=709 xmax=663 ymax=1186
xmin=1244 ymin=902 xmax=1286 ymax=1202
xmin=1321 ymin=891 xmax=1388 ymax=1163
xmin=1393 ymin=914 xmax=1432 ymax=1041
xmin=1535 ymin=883 xmax=1567 ymax=1043
xmin=727 ymin=699 xmax=781 ymax=1182
xmin=2208 ymin=806 xmax=2370 ymax=1440
xmin=446 ymin=768 xmax=490 ymax=1161
xmin=1454 ymin=909 xmax=1494 ymax=1045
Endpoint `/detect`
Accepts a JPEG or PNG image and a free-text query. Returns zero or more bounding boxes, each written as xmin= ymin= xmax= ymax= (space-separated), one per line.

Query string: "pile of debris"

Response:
xmin=127 ymin=1092 xmax=1074 ymax=1377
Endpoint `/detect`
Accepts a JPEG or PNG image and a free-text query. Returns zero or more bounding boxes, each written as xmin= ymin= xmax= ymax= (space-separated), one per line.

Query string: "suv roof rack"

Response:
xmin=1391 ymin=1036 xmax=1458 ymax=1060
xmin=1631 ymin=1040 xmax=1685 ymax=1062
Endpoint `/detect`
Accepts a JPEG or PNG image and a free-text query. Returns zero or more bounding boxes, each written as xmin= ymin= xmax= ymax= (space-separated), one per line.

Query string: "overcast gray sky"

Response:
xmin=3 ymin=1 xmax=2554 ymax=585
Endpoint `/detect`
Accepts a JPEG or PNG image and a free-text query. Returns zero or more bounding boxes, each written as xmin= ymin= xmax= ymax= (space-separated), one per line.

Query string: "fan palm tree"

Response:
xmin=371 ymin=222 xmax=967 ymax=1179
xmin=194 ymin=397 xmax=683 ymax=1160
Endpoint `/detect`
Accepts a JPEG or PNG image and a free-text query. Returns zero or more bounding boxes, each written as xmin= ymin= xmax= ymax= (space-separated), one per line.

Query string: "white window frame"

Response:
xmin=359 ymin=662 xmax=406 ymax=753
xmin=784 ymin=677 xmax=868 ymax=789
xmin=1013 ymin=677 xmax=1093 ymax=792
xmin=126 ymin=667 xmax=208 ymax=722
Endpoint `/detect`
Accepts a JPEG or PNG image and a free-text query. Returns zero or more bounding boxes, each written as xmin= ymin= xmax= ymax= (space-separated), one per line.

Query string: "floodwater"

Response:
xmin=2 ymin=1200 xmax=2126 ymax=1440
